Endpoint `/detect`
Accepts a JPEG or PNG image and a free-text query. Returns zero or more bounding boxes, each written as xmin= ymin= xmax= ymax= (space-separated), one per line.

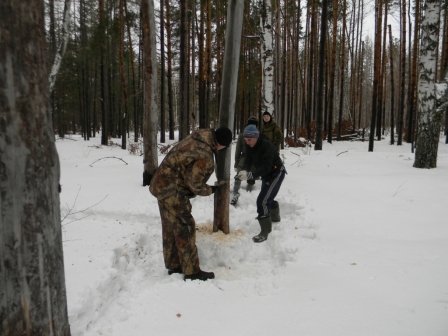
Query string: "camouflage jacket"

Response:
xmin=260 ymin=120 xmax=283 ymax=152
xmin=150 ymin=129 xmax=217 ymax=200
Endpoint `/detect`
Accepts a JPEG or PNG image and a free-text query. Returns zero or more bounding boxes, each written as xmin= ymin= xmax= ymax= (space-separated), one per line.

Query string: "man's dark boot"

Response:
xmin=168 ymin=267 xmax=182 ymax=275
xmin=184 ymin=269 xmax=215 ymax=281
xmin=271 ymin=201 xmax=281 ymax=222
xmin=252 ymin=215 xmax=272 ymax=243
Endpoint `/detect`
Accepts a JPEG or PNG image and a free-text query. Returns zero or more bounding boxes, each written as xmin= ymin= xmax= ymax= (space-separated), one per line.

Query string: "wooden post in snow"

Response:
xmin=213 ymin=0 xmax=244 ymax=234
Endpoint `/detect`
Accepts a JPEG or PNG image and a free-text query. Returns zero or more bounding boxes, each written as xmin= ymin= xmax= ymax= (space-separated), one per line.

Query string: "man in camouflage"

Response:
xmin=149 ymin=127 xmax=232 ymax=281
xmin=260 ymin=111 xmax=283 ymax=153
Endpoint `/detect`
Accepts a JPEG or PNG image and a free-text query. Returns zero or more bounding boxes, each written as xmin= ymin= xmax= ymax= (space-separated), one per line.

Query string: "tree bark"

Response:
xmin=119 ymin=0 xmax=129 ymax=150
xmin=414 ymin=0 xmax=444 ymax=168
xmin=388 ymin=24 xmax=396 ymax=145
xmin=214 ymin=0 xmax=244 ymax=234
xmin=369 ymin=0 xmax=383 ymax=152
xmin=0 ymin=1 xmax=71 ymax=334
xmin=141 ymin=0 xmax=159 ymax=185
xmin=327 ymin=0 xmax=339 ymax=143
xmin=179 ymin=0 xmax=189 ymax=140
xmin=397 ymin=0 xmax=407 ymax=145
xmin=314 ymin=0 xmax=328 ymax=150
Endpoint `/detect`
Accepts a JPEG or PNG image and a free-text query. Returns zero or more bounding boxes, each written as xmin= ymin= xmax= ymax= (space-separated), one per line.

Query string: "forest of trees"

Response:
xmin=46 ymin=0 xmax=448 ymax=150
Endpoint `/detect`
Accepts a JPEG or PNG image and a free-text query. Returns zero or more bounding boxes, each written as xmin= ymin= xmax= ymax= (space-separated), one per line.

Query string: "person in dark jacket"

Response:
xmin=232 ymin=116 xmax=258 ymax=206
xmin=150 ymin=127 xmax=232 ymax=281
xmin=237 ymin=124 xmax=286 ymax=243
xmin=260 ymin=111 xmax=283 ymax=153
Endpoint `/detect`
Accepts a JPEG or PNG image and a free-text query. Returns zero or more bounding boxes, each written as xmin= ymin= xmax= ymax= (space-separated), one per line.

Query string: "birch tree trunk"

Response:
xmin=141 ymin=0 xmax=159 ymax=185
xmin=49 ymin=0 xmax=72 ymax=94
xmin=414 ymin=0 xmax=444 ymax=168
xmin=260 ymin=0 xmax=275 ymax=116
xmin=0 ymin=0 xmax=70 ymax=334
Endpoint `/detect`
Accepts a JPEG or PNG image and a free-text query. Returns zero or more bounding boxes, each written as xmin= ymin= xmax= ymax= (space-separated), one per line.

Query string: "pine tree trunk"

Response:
xmin=369 ymin=0 xmax=383 ymax=151
xmin=160 ymin=0 xmax=166 ymax=142
xmin=327 ymin=0 xmax=339 ymax=143
xmin=388 ymin=24 xmax=396 ymax=145
xmin=141 ymin=0 xmax=159 ymax=185
xmin=407 ymin=0 xmax=421 ymax=144
xmin=165 ymin=0 xmax=175 ymax=140
xmin=179 ymin=0 xmax=189 ymax=140
xmin=314 ymin=0 xmax=328 ymax=150
xmin=0 ymin=1 xmax=71 ymax=334
xmin=397 ymin=0 xmax=407 ymax=145
xmin=99 ymin=0 xmax=108 ymax=145
xmin=119 ymin=0 xmax=129 ymax=149
xmin=337 ymin=0 xmax=347 ymax=141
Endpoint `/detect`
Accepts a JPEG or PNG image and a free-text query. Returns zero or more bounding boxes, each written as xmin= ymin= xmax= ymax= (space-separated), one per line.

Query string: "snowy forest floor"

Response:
xmin=57 ymin=133 xmax=448 ymax=336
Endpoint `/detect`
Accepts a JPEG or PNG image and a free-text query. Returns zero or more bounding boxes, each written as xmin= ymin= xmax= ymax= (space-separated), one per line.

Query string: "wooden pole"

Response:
xmin=213 ymin=0 xmax=244 ymax=234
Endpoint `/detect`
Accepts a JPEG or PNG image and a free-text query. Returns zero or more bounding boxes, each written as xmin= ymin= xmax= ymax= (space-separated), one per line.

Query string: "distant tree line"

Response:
xmin=45 ymin=0 xmax=448 ymax=147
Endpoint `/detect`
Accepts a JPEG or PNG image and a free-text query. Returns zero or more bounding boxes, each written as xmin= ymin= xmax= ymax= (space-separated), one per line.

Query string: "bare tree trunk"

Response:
xmin=337 ymin=0 xmax=347 ymax=141
xmin=388 ymin=24 xmax=396 ymax=145
xmin=141 ymin=0 xmax=159 ymax=185
xmin=122 ymin=0 xmax=138 ymax=142
xmin=214 ymin=0 xmax=244 ymax=234
xmin=160 ymin=0 xmax=166 ymax=142
xmin=327 ymin=0 xmax=339 ymax=143
xmin=179 ymin=0 xmax=189 ymax=140
xmin=414 ymin=0 xmax=444 ymax=168
xmin=165 ymin=0 xmax=175 ymax=140
xmin=49 ymin=0 xmax=72 ymax=94
xmin=376 ymin=1 xmax=388 ymax=140
xmin=119 ymin=0 xmax=129 ymax=150
xmin=407 ymin=0 xmax=421 ymax=145
xmin=99 ymin=0 xmax=108 ymax=145
xmin=397 ymin=0 xmax=407 ymax=145
xmin=0 ymin=1 xmax=71 ymax=334
xmin=314 ymin=0 xmax=328 ymax=150
xmin=369 ymin=0 xmax=383 ymax=151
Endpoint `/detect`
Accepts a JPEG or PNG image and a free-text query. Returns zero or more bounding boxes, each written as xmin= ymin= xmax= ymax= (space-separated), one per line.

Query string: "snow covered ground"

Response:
xmin=57 ymin=133 xmax=448 ymax=336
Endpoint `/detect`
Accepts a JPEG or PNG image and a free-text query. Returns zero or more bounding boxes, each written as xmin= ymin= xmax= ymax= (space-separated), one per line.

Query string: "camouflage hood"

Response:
xmin=149 ymin=129 xmax=217 ymax=200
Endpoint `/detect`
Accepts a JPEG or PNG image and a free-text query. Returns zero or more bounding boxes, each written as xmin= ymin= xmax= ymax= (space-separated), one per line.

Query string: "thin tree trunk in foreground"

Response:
xmin=141 ymin=0 xmax=159 ymax=185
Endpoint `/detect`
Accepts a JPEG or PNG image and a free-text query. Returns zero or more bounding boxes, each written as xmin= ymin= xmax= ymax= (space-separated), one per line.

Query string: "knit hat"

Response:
xmin=243 ymin=124 xmax=259 ymax=138
xmin=215 ymin=127 xmax=233 ymax=147
xmin=263 ymin=111 xmax=272 ymax=117
xmin=247 ymin=116 xmax=258 ymax=127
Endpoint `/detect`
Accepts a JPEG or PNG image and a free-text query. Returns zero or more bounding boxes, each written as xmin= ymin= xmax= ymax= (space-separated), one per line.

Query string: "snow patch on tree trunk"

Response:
xmin=414 ymin=0 xmax=446 ymax=168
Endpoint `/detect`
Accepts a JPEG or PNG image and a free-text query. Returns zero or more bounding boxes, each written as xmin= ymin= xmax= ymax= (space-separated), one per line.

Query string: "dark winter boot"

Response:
xmin=230 ymin=195 xmax=239 ymax=206
xmin=271 ymin=201 xmax=281 ymax=222
xmin=252 ymin=215 xmax=272 ymax=243
xmin=184 ymin=269 xmax=215 ymax=281
xmin=233 ymin=178 xmax=242 ymax=195
xmin=168 ymin=267 xmax=183 ymax=275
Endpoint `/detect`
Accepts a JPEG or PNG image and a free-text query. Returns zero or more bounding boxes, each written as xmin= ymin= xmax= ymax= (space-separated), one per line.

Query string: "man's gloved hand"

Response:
xmin=236 ymin=170 xmax=253 ymax=181
xmin=214 ymin=180 xmax=227 ymax=186
xmin=210 ymin=185 xmax=218 ymax=194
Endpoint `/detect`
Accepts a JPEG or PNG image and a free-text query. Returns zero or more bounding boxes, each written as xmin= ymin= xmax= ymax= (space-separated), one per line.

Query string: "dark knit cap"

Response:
xmin=247 ymin=116 xmax=258 ymax=127
xmin=263 ymin=111 xmax=272 ymax=117
xmin=215 ymin=127 xmax=232 ymax=147
xmin=243 ymin=125 xmax=259 ymax=138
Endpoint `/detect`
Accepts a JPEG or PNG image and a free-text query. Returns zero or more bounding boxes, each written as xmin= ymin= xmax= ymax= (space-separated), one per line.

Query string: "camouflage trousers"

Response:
xmin=157 ymin=195 xmax=200 ymax=276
